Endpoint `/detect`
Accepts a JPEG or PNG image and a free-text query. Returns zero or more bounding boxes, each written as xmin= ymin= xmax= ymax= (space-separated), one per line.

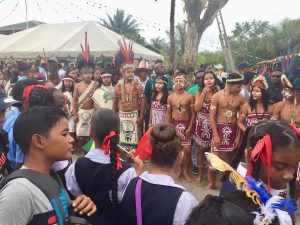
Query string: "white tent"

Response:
xmin=0 ymin=21 xmax=163 ymax=60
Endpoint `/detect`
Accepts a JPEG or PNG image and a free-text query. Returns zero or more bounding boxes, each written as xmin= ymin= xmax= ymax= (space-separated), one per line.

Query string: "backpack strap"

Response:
xmin=0 ymin=169 xmax=90 ymax=225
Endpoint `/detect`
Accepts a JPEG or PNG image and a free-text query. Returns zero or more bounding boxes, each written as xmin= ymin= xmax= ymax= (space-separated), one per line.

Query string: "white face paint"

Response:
xmin=155 ymin=80 xmax=164 ymax=91
xmin=174 ymin=78 xmax=185 ymax=90
xmin=252 ymin=87 xmax=262 ymax=100
xmin=282 ymin=88 xmax=293 ymax=100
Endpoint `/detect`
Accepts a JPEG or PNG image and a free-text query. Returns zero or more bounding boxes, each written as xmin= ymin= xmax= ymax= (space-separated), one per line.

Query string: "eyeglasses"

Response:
xmin=196 ymin=76 xmax=204 ymax=80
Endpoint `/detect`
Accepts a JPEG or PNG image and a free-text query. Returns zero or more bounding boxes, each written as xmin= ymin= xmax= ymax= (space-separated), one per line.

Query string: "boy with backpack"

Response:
xmin=0 ymin=106 xmax=96 ymax=225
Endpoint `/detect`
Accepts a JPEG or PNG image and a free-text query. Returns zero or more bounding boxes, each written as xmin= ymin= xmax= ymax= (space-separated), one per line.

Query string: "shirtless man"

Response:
xmin=272 ymin=70 xmax=300 ymax=200
xmin=167 ymin=75 xmax=195 ymax=182
xmin=210 ymin=72 xmax=245 ymax=161
xmin=273 ymin=73 xmax=300 ymax=126
xmin=73 ymin=66 xmax=98 ymax=146
xmin=112 ymin=64 xmax=145 ymax=149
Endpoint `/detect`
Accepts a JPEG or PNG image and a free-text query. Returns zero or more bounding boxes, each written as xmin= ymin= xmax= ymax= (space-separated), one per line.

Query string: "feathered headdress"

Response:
xmin=76 ymin=32 xmax=95 ymax=71
xmin=281 ymin=48 xmax=300 ymax=89
xmin=253 ymin=68 xmax=269 ymax=90
xmin=205 ymin=152 xmax=296 ymax=225
xmin=114 ymin=37 xmax=134 ymax=69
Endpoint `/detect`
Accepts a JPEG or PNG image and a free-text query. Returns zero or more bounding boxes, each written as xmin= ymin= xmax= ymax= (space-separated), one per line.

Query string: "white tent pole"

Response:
xmin=25 ymin=0 xmax=28 ymax=29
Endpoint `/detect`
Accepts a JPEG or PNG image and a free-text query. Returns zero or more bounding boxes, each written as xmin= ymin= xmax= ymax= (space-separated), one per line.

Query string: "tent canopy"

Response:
xmin=0 ymin=21 xmax=163 ymax=60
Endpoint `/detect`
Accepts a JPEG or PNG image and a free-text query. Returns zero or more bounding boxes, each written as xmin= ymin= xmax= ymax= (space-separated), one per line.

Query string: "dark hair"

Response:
xmin=150 ymin=123 xmax=181 ymax=167
xmin=90 ymin=109 xmax=120 ymax=210
xmin=13 ymin=106 xmax=67 ymax=154
xmin=67 ymin=66 xmax=77 ymax=75
xmin=249 ymin=88 xmax=269 ymax=112
xmin=11 ymin=79 xmax=40 ymax=103
xmin=227 ymin=72 xmax=244 ymax=85
xmin=243 ymin=71 xmax=255 ymax=85
xmin=28 ymin=87 xmax=56 ymax=108
xmin=230 ymin=120 xmax=300 ymax=199
xmin=185 ymin=192 xmax=259 ymax=225
xmin=61 ymin=77 xmax=75 ymax=95
xmin=151 ymin=75 xmax=168 ymax=105
xmin=198 ymin=71 xmax=219 ymax=92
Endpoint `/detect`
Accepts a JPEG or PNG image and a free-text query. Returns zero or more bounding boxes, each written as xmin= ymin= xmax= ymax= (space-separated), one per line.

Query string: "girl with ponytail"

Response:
xmin=119 ymin=123 xmax=198 ymax=225
xmin=220 ymin=120 xmax=300 ymax=204
xmin=65 ymin=108 xmax=142 ymax=225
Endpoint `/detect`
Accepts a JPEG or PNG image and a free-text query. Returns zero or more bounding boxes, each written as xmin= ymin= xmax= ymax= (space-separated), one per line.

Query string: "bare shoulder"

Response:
xmin=273 ymin=101 xmax=285 ymax=110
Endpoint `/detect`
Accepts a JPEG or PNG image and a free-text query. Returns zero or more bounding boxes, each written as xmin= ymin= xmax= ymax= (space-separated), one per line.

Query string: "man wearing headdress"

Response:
xmin=167 ymin=75 xmax=195 ymax=182
xmin=210 ymin=72 xmax=245 ymax=161
xmin=272 ymin=61 xmax=300 ymax=199
xmin=273 ymin=70 xmax=300 ymax=126
xmin=112 ymin=39 xmax=145 ymax=149
xmin=73 ymin=33 xmax=98 ymax=146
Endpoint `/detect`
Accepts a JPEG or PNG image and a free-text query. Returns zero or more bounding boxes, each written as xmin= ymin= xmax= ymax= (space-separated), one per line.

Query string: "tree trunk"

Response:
xmin=182 ymin=0 xmax=229 ymax=70
xmin=183 ymin=21 xmax=200 ymax=69
xmin=169 ymin=0 xmax=176 ymax=69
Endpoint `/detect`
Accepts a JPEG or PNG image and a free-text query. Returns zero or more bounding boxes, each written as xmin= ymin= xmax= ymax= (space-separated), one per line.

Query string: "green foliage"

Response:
xmin=101 ymin=9 xmax=146 ymax=45
xmin=196 ymin=51 xmax=225 ymax=67
xmin=229 ymin=19 xmax=300 ymax=64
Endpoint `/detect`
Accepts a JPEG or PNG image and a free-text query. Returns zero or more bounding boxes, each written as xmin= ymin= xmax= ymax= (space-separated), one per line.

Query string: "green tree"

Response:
xmin=229 ymin=20 xmax=272 ymax=64
xmin=101 ymin=9 xmax=146 ymax=45
xmin=150 ymin=37 xmax=168 ymax=51
xmin=197 ymin=51 xmax=224 ymax=67
xmin=229 ymin=19 xmax=300 ymax=64
xmin=182 ymin=0 xmax=228 ymax=70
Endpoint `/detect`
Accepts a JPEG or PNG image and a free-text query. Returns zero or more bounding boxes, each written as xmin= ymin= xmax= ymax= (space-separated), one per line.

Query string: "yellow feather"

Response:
xmin=205 ymin=153 xmax=262 ymax=206
xmin=205 ymin=152 xmax=235 ymax=172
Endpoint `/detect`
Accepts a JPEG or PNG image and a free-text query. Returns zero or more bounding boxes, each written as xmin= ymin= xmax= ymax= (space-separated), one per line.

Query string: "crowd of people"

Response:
xmin=0 ymin=38 xmax=299 ymax=225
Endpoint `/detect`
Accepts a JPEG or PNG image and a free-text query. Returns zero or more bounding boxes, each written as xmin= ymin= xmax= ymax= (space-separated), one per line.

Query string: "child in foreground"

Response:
xmin=65 ymin=108 xmax=143 ymax=225
xmin=119 ymin=122 xmax=198 ymax=225
xmin=0 ymin=106 xmax=96 ymax=225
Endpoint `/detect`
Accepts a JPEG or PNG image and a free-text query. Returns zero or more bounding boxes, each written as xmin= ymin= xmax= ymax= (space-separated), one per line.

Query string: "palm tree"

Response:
xmin=101 ymin=9 xmax=145 ymax=44
xmin=169 ymin=0 xmax=176 ymax=68
xmin=150 ymin=37 xmax=168 ymax=51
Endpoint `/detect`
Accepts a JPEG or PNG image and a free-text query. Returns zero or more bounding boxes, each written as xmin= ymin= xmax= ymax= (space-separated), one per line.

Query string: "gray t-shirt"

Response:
xmin=0 ymin=177 xmax=57 ymax=225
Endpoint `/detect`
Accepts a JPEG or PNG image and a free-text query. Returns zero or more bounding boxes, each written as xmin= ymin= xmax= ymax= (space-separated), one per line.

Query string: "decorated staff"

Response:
xmin=112 ymin=38 xmax=145 ymax=149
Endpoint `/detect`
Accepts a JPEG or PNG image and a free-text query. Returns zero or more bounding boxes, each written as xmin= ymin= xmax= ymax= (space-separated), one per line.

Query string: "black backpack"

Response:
xmin=0 ymin=169 xmax=89 ymax=225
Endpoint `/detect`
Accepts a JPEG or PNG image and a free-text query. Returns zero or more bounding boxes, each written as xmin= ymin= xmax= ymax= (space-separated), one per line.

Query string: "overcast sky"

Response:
xmin=0 ymin=0 xmax=299 ymax=51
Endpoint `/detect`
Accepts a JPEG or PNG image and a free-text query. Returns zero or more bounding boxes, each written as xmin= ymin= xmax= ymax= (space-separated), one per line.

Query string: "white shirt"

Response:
xmin=65 ymin=148 xmax=136 ymax=201
xmin=135 ymin=172 xmax=199 ymax=225
xmin=92 ymin=85 xmax=114 ymax=110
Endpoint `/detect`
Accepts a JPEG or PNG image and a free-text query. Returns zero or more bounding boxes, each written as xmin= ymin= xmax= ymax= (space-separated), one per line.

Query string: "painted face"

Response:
xmin=63 ymin=80 xmax=73 ymax=89
xmin=174 ymin=78 xmax=185 ymax=90
xmin=102 ymin=76 xmax=112 ymax=86
xmin=282 ymin=87 xmax=294 ymax=100
xmin=251 ymin=86 xmax=262 ymax=100
xmin=258 ymin=146 xmax=300 ymax=189
xmin=204 ymin=73 xmax=215 ymax=87
xmin=43 ymin=118 xmax=74 ymax=161
xmin=123 ymin=69 xmax=135 ymax=81
xmin=155 ymin=79 xmax=165 ymax=91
